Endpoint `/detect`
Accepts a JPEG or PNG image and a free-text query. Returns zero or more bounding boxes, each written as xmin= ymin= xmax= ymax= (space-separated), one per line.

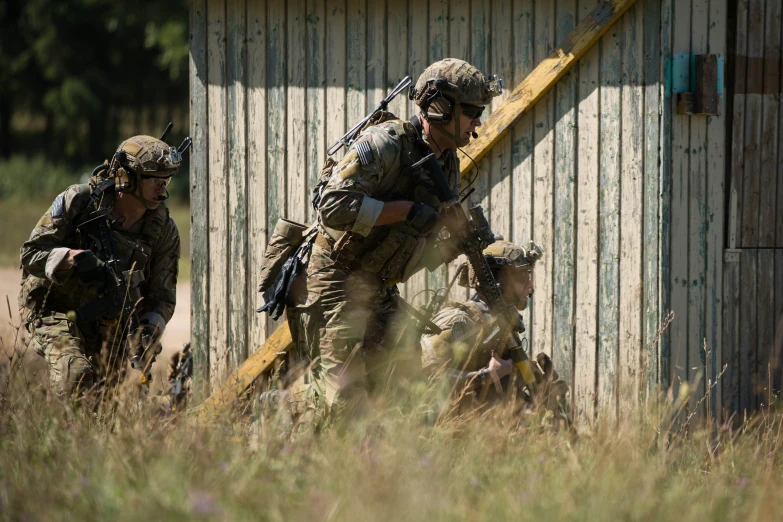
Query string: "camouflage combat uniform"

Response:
xmin=19 ymin=176 xmax=180 ymax=396
xmin=282 ymin=58 xmax=503 ymax=418
xmin=288 ymin=117 xmax=460 ymax=413
xmin=421 ymin=240 xmax=568 ymax=415
xmin=422 ymin=297 xmax=568 ymax=413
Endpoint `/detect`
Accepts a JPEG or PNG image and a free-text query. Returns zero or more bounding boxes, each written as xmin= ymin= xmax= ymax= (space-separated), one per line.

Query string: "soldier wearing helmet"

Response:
xmin=421 ymin=240 xmax=568 ymax=415
xmin=19 ymin=133 xmax=187 ymax=397
xmin=286 ymin=59 xmax=502 ymax=420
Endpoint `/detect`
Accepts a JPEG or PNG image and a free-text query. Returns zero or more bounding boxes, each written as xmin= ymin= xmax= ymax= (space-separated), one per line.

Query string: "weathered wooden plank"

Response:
xmin=306 ymin=0 xmax=326 ymax=225
xmin=429 ymin=0 xmax=448 ymax=62
xmin=552 ymin=0 xmax=577 ymax=393
xmin=687 ymin=0 xmax=708 ymax=418
xmin=385 ymin=0 xmax=408 ymax=119
xmin=196 ymin=323 xmax=294 ymax=420
xmin=489 ymin=0 xmax=513 ymax=240
xmin=705 ymin=0 xmax=726 ymax=420
xmin=346 ymin=0 xmax=367 ymax=135
xmin=597 ymin=21 xmax=621 ymax=422
xmin=758 ymin=250 xmax=776 ymax=406
xmin=190 ymin=0 xmax=209 ymax=395
xmin=532 ymin=0 xmax=554 ymax=360
xmin=267 ymin=0 xmax=288 ymax=335
xmin=227 ymin=0 xmax=248 ymax=369
xmin=739 ymin=248 xmax=757 ymax=414
xmin=741 ymin=0 xmax=764 ymax=413
xmin=207 ymin=0 xmax=230 ymax=388
xmin=288 ymin=0 xmax=308 ymax=225
xmin=741 ymin=0 xmax=763 ymax=248
xmin=756 ymin=0 xmax=781 ymax=408
xmin=574 ymin=0 xmax=600 ymax=419
xmin=449 ymin=0 xmax=470 ymax=301
xmin=458 ymin=0 xmax=641 ymax=178
xmin=247 ymin=0 xmax=269 ymax=354
xmin=658 ymin=0 xmax=673 ymax=393
xmin=618 ymin=0 xmax=644 ymax=418
xmin=777 ymin=50 xmax=783 ymax=396
xmin=449 ymin=0 xmax=469 ymax=61
xmin=668 ymin=0 xmax=690 ymax=416
xmin=642 ymin=0 xmax=662 ymax=402
xmin=366 ymin=0 xmax=387 ymax=110
xmin=406 ymin=0 xmax=429 ymax=306
xmin=725 ymin=0 xmax=748 ymax=415
xmin=326 ymin=0 xmax=346 ymax=152
xmin=428 ymin=0 xmax=450 ymax=296
xmin=386 ymin=0 xmax=408 ymax=297
xmin=510 ymin=0 xmax=535 ymax=325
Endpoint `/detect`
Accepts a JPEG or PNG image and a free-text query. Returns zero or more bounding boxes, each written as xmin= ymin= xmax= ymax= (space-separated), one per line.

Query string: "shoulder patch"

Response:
xmin=51 ymin=193 xmax=66 ymax=218
xmin=451 ymin=320 xmax=468 ymax=343
xmin=355 ymin=141 xmax=374 ymax=166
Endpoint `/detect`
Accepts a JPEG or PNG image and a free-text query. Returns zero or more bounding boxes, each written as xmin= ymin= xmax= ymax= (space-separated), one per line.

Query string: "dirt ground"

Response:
xmin=0 ymin=267 xmax=190 ymax=387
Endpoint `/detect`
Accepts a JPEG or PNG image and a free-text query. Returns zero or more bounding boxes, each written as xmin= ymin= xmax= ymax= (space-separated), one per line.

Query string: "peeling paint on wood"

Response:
xmin=246 ymin=0 xmax=269 ymax=357
xmin=190 ymin=0 xmax=209 ymax=397
xmin=207 ymin=0 xmax=229 ymax=388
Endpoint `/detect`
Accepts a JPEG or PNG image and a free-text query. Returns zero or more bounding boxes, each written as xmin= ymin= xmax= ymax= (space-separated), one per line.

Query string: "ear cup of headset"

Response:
xmin=426 ymin=97 xmax=453 ymax=123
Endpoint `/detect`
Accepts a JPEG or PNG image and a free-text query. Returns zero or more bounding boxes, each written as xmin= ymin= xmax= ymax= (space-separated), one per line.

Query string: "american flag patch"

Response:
xmin=51 ymin=193 xmax=66 ymax=218
xmin=354 ymin=141 xmax=374 ymax=166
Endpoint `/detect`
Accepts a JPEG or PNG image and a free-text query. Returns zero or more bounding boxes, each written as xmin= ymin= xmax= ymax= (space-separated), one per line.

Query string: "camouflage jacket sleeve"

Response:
xmin=421 ymin=304 xmax=479 ymax=373
xmin=318 ymin=125 xmax=404 ymax=237
xmin=20 ymin=185 xmax=91 ymax=284
xmin=139 ymin=215 xmax=180 ymax=326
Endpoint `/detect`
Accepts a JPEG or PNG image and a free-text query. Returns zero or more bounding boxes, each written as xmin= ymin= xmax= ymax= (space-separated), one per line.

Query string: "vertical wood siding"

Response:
xmin=191 ymin=0 xmax=729 ymax=414
xmin=726 ymin=0 xmax=783 ymax=418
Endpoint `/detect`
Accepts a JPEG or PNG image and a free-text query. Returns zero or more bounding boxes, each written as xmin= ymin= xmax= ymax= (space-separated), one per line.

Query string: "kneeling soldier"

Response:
xmin=421 ymin=241 xmax=568 ymax=415
xmin=19 ymin=134 xmax=187 ymax=397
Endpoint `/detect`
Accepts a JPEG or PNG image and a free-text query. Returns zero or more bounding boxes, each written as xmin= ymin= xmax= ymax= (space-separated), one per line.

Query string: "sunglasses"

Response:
xmin=460 ymin=104 xmax=485 ymax=119
xmin=141 ymin=175 xmax=173 ymax=188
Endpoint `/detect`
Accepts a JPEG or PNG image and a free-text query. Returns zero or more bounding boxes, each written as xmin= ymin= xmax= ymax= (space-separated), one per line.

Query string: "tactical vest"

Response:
xmin=315 ymin=115 xmax=459 ymax=282
xmin=19 ymin=181 xmax=170 ymax=321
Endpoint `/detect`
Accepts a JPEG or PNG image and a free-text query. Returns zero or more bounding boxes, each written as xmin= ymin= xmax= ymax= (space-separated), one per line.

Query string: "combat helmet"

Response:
xmin=410 ymin=58 xmax=503 ymax=147
xmin=458 ymin=240 xmax=544 ymax=288
xmin=93 ymin=126 xmax=192 ymax=209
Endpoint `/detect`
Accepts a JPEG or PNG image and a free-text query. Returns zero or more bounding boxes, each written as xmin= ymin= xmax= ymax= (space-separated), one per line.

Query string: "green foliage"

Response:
xmin=0 ymin=0 xmax=189 ymax=165
xmin=0 ymin=155 xmax=84 ymax=202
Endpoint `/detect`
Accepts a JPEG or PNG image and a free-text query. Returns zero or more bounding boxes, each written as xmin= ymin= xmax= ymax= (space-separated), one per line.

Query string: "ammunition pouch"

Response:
xmin=359 ymin=228 xmax=426 ymax=282
xmin=258 ymin=219 xmax=311 ymax=294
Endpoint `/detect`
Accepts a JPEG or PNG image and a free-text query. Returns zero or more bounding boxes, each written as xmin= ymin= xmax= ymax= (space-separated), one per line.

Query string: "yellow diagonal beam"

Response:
xmin=195 ymin=322 xmax=293 ymax=420
xmin=459 ymin=0 xmax=639 ymax=180
xmin=197 ymin=0 xmax=638 ymax=418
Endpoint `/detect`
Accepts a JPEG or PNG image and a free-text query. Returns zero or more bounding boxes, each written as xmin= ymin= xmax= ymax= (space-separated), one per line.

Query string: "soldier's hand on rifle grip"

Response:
xmin=405 ymin=202 xmax=440 ymax=234
xmin=73 ymin=251 xmax=111 ymax=289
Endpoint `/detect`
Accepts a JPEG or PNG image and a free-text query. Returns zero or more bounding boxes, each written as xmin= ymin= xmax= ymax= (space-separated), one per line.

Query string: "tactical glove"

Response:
xmin=73 ymin=251 xmax=111 ymax=288
xmin=405 ymin=202 xmax=440 ymax=234
xmin=129 ymin=323 xmax=162 ymax=386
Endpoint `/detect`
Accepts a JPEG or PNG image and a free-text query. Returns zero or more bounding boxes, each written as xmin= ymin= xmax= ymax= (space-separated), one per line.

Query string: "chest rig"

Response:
xmin=20 ymin=181 xmax=168 ymax=321
xmin=312 ymin=114 xmax=459 ymax=282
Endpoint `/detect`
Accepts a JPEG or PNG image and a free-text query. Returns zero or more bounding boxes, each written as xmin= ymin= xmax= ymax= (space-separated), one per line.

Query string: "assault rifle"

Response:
xmin=408 ymin=136 xmax=539 ymax=389
xmin=76 ymin=183 xmax=157 ymax=386
xmin=169 ymin=342 xmax=193 ymax=411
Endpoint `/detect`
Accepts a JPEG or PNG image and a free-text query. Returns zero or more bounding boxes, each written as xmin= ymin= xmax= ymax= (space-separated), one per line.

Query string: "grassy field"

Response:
xmin=1 ymin=348 xmax=783 ymax=522
xmin=0 ymin=198 xmax=191 ymax=281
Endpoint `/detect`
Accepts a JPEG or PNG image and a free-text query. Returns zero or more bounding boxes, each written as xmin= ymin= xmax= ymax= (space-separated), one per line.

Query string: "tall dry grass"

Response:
xmin=2 ymin=319 xmax=783 ymax=522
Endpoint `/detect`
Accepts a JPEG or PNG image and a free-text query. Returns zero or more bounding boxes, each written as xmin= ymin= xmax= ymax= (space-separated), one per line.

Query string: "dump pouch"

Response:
xmin=257 ymin=219 xmax=310 ymax=294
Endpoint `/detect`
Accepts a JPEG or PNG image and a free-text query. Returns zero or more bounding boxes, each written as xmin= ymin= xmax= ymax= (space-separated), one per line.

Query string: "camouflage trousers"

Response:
xmin=287 ymin=245 xmax=399 ymax=417
xmin=25 ymin=311 xmax=129 ymax=396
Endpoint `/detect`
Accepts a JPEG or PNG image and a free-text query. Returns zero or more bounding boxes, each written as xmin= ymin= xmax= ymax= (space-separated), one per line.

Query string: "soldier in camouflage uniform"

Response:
xmin=19 ymin=135 xmax=182 ymax=397
xmin=421 ymin=241 xmax=569 ymax=415
xmin=287 ymin=58 xmax=503 ymax=418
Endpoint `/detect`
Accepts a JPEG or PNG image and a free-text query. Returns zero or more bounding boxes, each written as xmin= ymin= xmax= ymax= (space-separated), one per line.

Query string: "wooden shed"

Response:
xmin=189 ymin=0 xmax=783 ymax=419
